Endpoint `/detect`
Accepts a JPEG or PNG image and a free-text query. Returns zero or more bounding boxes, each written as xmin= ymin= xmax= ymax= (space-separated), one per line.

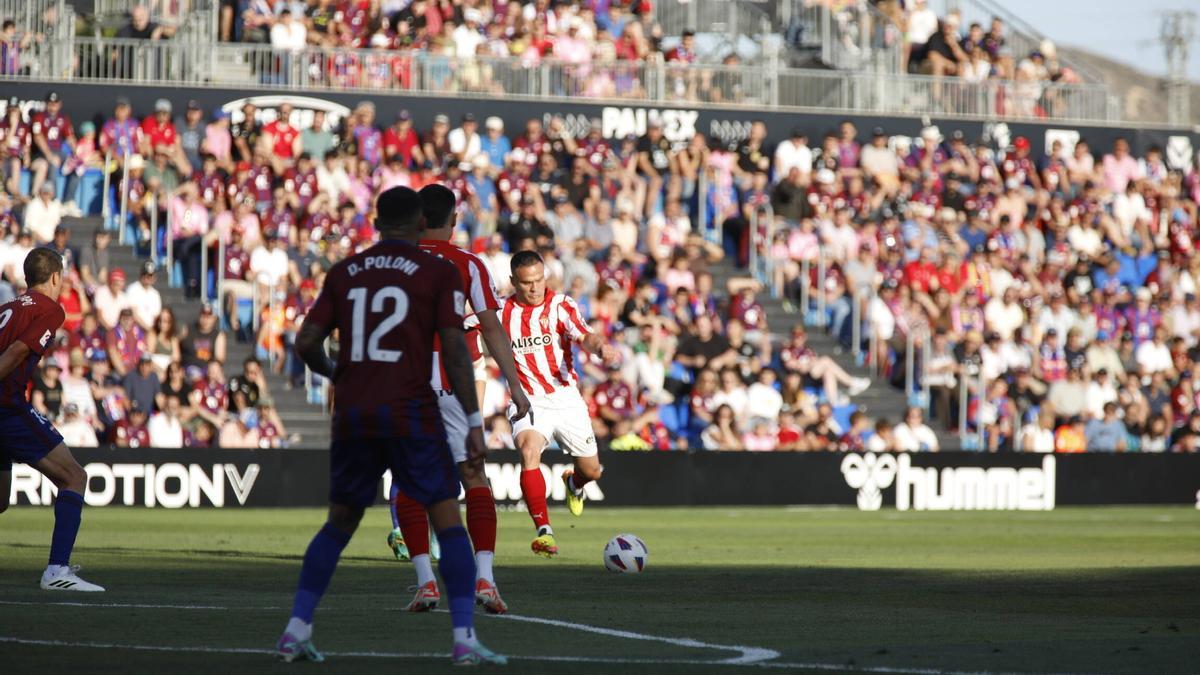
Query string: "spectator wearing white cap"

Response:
xmin=23 ymin=182 xmax=62 ymax=245
xmin=453 ymin=9 xmax=486 ymax=58
xmin=58 ymin=403 xmax=99 ymax=448
xmin=479 ymin=117 xmax=511 ymax=169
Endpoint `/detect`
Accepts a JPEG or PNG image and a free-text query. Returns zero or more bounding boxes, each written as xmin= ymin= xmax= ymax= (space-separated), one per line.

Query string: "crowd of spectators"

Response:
xmin=889 ymin=1 xmax=1081 ymax=116
xmin=4 ymin=86 xmax=1200 ymax=453
xmin=768 ymin=117 xmax=1200 ymax=453
xmin=0 ymin=90 xmax=293 ymax=448
xmin=5 ymin=241 xmax=291 ymax=449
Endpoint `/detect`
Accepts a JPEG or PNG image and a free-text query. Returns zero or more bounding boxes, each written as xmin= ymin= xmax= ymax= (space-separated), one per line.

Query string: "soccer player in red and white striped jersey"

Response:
xmin=388 ymin=184 xmax=531 ymax=615
xmin=504 ymin=250 xmax=618 ymax=557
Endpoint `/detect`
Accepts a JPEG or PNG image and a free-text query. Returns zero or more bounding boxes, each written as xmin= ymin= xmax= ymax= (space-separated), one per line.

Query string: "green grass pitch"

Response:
xmin=1 ymin=506 xmax=1197 ymax=674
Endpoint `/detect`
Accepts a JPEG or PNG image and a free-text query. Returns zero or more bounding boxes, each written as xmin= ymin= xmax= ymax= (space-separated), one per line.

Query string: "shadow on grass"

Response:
xmin=1 ymin=547 xmax=1197 ymax=675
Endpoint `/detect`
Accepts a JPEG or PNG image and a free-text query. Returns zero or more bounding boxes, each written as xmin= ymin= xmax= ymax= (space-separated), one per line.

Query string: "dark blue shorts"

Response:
xmin=0 ymin=405 xmax=65 ymax=472
xmin=329 ymin=434 xmax=461 ymax=509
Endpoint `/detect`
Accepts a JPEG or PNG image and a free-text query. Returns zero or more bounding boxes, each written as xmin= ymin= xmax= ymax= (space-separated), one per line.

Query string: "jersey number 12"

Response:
xmin=347 ymin=287 xmax=409 ymax=363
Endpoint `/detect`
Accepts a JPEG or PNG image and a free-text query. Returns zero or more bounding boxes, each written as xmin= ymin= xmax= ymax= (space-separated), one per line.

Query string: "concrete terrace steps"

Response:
xmin=59 ymin=215 xmax=331 ymax=449
xmin=706 ymin=257 xmax=958 ymax=448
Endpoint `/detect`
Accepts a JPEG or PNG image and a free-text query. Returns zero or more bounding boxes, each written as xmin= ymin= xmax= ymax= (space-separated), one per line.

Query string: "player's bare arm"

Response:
xmin=438 ymin=324 xmax=487 ymax=470
xmin=0 ymin=340 xmax=31 ymax=381
xmin=294 ymin=319 xmax=335 ymax=379
xmin=475 ymin=308 xmax=531 ymax=421
xmin=579 ymin=332 xmax=619 ymax=366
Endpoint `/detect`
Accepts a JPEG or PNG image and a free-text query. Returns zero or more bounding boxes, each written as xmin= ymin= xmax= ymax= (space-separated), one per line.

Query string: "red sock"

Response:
xmin=393 ymin=490 xmax=430 ymax=557
xmin=568 ymin=471 xmax=593 ymax=492
xmin=465 ymin=486 xmax=497 ymax=553
xmin=520 ymin=468 xmax=551 ymax=530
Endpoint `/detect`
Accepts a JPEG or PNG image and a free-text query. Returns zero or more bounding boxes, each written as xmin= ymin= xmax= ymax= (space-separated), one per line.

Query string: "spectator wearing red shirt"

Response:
xmin=903 ymin=247 xmax=939 ymax=293
xmin=935 ymin=250 xmax=965 ymax=295
xmin=261 ymin=103 xmax=302 ymax=173
xmin=140 ymin=98 xmax=189 ymax=175
xmin=665 ymin=29 xmax=697 ymax=63
xmin=383 ymin=109 xmax=424 ymax=168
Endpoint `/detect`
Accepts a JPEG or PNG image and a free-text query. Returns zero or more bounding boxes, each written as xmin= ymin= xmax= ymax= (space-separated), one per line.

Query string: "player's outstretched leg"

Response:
xmin=462 ymin=461 xmax=505 ymax=613
xmin=35 ymin=444 xmax=104 ymax=592
xmin=517 ymin=431 xmax=556 ymax=558
xmin=428 ymin=499 xmax=506 ymax=666
xmin=562 ymin=456 xmax=603 ymax=519
xmin=275 ymin=505 xmax=358 ymax=663
xmin=386 ymin=483 xmax=409 ymax=562
xmin=520 ymin=467 xmax=557 ymax=558
xmin=395 ymin=489 xmax=440 ymax=611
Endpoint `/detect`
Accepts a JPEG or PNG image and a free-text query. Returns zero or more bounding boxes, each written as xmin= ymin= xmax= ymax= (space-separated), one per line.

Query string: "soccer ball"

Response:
xmin=603 ymin=534 xmax=648 ymax=573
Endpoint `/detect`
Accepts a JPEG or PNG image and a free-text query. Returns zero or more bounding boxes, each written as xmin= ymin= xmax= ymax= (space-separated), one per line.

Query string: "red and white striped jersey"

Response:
xmin=502 ymin=290 xmax=591 ymax=396
xmin=421 ymin=238 xmax=502 ymax=391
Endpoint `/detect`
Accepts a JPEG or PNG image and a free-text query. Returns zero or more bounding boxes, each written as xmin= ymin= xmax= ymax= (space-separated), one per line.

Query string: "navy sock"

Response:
xmin=291 ymin=522 xmax=352 ymax=623
xmin=435 ymin=526 xmax=477 ymax=631
xmin=388 ymin=483 xmax=400 ymax=530
xmin=48 ymin=490 xmax=84 ymax=567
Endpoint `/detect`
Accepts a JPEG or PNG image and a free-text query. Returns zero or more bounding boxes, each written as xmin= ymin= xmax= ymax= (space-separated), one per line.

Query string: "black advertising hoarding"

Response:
xmin=1 ymin=80 xmax=1196 ymax=163
xmin=5 ymin=449 xmax=1199 ymax=510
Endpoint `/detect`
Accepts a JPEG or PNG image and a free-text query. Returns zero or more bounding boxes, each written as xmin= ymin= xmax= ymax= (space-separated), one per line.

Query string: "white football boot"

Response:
xmin=40 ymin=565 xmax=106 ymax=592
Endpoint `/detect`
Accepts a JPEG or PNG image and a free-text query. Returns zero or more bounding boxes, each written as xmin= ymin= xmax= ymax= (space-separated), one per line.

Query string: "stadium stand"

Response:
xmin=0 ymin=0 xmax=1196 ymax=453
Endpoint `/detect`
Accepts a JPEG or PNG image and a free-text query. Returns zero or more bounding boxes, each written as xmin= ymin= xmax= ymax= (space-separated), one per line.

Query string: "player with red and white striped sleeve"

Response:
xmin=388 ymin=184 xmax=531 ymax=616
xmin=503 ymin=250 xmax=618 ymax=558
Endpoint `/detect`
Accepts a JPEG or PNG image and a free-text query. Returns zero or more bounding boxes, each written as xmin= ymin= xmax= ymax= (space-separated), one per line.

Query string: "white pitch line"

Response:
xmin=0 ymin=636 xmax=1071 ymax=674
xmin=0 ymin=599 xmax=776 ymax=665
xmin=452 ymin=609 xmax=780 ymax=665
xmin=0 ymin=598 xmax=284 ymax=610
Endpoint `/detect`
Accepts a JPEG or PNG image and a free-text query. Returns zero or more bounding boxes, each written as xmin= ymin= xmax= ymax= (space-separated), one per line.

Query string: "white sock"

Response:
xmin=43 ymin=564 xmax=67 ymax=578
xmin=476 ymin=551 xmax=494 ymax=584
xmin=537 ymin=525 xmax=554 ymax=537
xmin=412 ymin=554 xmax=436 ymax=586
xmin=568 ymin=475 xmax=584 ymax=496
xmin=285 ymin=617 xmax=312 ymax=641
xmin=453 ymin=626 xmax=479 ymax=646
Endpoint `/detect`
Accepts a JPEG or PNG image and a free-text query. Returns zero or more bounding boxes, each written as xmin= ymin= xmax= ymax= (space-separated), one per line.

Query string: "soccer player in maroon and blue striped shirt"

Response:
xmin=274 ymin=186 xmax=504 ymax=665
xmin=0 ymin=249 xmax=104 ymax=592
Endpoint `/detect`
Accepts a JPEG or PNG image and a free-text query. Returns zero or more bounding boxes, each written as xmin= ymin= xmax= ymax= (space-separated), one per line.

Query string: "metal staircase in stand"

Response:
xmin=60 ymin=214 xmax=331 ymax=449
xmin=708 ymin=254 xmax=958 ymax=451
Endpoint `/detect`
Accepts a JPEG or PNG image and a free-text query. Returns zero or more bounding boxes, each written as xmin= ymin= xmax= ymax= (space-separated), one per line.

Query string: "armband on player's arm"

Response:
xmin=294 ymin=319 xmax=335 ymax=379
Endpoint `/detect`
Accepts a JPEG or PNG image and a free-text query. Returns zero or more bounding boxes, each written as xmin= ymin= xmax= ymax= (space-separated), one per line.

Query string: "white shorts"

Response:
xmin=508 ymin=388 xmax=598 ymax=458
xmin=473 ymin=355 xmax=487 ymax=382
xmin=437 ymin=391 xmax=469 ymax=464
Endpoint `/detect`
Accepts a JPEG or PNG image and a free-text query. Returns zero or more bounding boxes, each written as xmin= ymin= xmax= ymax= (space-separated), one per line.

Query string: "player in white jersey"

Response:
xmin=389 ymin=184 xmax=531 ymax=615
xmin=503 ymin=250 xmax=618 ymax=557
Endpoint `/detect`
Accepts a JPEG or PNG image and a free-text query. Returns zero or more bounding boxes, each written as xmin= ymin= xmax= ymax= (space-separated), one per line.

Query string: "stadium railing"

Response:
xmin=925 ymin=0 xmax=1105 ymax=84
xmin=20 ymin=36 xmax=1122 ymax=124
xmin=0 ymin=0 xmax=70 ymax=39
xmin=779 ymin=0 xmax=903 ymax=73
xmin=653 ymin=0 xmax=776 ymax=63
xmin=92 ymin=0 xmax=210 ymax=28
